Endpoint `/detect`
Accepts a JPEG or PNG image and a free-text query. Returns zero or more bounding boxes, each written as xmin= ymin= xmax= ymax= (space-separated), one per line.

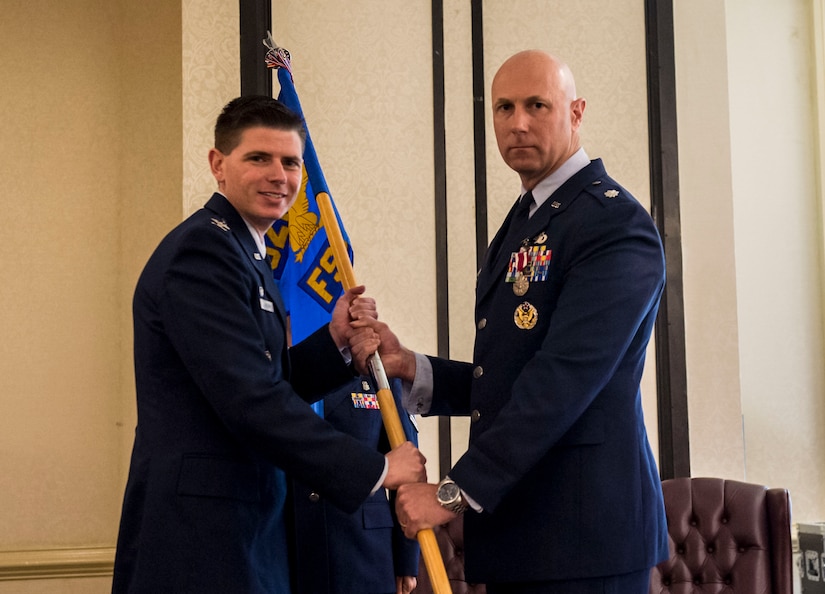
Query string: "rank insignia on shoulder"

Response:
xmin=604 ymin=189 xmax=620 ymax=199
xmin=514 ymin=301 xmax=538 ymax=330
xmin=351 ymin=393 xmax=380 ymax=409
xmin=211 ymin=217 xmax=230 ymax=231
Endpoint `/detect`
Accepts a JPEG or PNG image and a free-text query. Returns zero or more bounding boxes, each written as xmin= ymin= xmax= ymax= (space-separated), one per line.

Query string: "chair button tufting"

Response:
xmin=707 ymin=545 xmax=715 ymax=553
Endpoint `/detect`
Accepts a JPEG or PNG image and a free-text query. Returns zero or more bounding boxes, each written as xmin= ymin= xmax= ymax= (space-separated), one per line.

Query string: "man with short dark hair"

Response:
xmin=112 ymin=95 xmax=426 ymax=593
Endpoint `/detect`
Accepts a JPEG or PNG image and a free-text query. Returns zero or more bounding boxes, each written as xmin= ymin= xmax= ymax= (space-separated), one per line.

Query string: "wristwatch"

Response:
xmin=436 ymin=477 xmax=469 ymax=514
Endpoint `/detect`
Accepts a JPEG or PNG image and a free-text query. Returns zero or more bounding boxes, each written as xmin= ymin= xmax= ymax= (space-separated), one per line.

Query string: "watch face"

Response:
xmin=438 ymin=482 xmax=461 ymax=503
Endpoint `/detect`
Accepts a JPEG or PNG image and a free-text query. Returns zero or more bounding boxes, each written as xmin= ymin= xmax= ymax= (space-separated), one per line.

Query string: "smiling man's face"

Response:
xmin=208 ymin=126 xmax=304 ymax=233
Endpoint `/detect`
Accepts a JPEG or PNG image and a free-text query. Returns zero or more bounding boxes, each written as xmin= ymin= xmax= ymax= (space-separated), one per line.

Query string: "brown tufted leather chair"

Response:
xmin=649 ymin=477 xmax=793 ymax=594
xmin=413 ymin=515 xmax=486 ymax=594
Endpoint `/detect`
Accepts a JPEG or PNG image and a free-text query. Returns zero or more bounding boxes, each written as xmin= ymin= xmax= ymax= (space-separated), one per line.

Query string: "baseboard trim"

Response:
xmin=0 ymin=547 xmax=114 ymax=581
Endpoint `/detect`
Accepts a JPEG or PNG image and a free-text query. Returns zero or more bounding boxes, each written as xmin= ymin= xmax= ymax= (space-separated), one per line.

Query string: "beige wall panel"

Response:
xmin=0 ymin=0 xmax=123 ymax=550
xmin=0 ymin=0 xmax=180 ymax=584
xmin=443 ymin=1 xmax=478 ymax=470
xmin=118 ymin=0 xmax=185 ymax=486
xmin=725 ymin=0 xmax=825 ymax=522
xmin=271 ymin=1 xmax=440 ymax=464
xmin=272 ymin=1 xmax=436 ymax=351
xmin=672 ymin=0 xmax=746 ymax=481
xmin=182 ymin=0 xmax=240 ymax=216
xmin=444 ymin=1 xmax=479 ymax=366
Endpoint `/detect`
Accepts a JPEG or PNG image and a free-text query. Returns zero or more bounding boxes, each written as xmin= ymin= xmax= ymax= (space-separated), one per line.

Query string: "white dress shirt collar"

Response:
xmin=214 ymin=191 xmax=269 ymax=257
xmin=522 ymin=148 xmax=590 ymax=214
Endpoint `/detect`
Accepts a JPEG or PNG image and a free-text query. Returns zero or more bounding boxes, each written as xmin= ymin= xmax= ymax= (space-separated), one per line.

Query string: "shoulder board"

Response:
xmin=583 ymin=179 xmax=624 ymax=202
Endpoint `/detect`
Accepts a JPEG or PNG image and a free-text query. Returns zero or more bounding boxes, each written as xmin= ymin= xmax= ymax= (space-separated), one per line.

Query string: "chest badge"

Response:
xmin=506 ymin=237 xmax=552 ymax=296
xmin=351 ymin=393 xmax=380 ymax=409
xmin=513 ymin=274 xmax=530 ymax=296
xmin=514 ymin=301 xmax=538 ymax=330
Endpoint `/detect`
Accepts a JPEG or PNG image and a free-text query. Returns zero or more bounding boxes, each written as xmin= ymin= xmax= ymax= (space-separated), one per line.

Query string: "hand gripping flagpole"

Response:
xmin=317 ymin=193 xmax=452 ymax=594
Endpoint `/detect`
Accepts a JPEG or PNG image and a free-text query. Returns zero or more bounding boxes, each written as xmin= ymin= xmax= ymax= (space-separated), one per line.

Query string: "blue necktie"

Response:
xmin=496 ymin=191 xmax=534 ymax=261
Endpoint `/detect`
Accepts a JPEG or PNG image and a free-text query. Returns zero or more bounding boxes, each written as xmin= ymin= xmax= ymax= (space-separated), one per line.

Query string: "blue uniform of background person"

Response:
xmin=113 ymin=193 xmax=391 ymax=593
xmin=291 ymin=377 xmax=420 ymax=594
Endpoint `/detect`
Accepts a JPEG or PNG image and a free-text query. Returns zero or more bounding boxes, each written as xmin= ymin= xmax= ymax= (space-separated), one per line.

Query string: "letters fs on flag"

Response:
xmin=265 ymin=65 xmax=353 ymax=345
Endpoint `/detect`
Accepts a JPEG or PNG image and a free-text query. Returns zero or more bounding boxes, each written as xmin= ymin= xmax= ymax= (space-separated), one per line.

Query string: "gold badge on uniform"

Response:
xmin=514 ymin=301 xmax=538 ymax=330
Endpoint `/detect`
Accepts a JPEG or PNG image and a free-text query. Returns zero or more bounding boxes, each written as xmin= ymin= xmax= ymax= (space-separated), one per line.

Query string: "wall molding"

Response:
xmin=0 ymin=547 xmax=114 ymax=581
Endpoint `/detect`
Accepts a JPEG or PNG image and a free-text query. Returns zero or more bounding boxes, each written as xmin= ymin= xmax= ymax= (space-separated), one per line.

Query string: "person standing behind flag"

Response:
xmin=357 ymin=50 xmax=669 ymax=593
xmin=112 ymin=95 xmax=426 ymax=594
xmin=290 ymin=377 xmax=420 ymax=594
xmin=263 ymin=43 xmax=420 ymax=594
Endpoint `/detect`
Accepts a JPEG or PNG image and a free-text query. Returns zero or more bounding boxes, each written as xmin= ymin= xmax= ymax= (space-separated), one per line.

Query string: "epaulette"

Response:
xmin=584 ymin=179 xmax=624 ymax=202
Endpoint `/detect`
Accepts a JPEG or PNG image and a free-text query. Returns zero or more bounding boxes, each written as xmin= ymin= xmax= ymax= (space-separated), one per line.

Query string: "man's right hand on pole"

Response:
xmin=351 ymin=318 xmax=417 ymax=383
xmin=382 ymin=441 xmax=427 ymax=489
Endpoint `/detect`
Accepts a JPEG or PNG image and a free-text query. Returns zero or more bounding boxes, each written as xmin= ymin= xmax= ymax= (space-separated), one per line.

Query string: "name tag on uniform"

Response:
xmin=259 ymin=298 xmax=274 ymax=312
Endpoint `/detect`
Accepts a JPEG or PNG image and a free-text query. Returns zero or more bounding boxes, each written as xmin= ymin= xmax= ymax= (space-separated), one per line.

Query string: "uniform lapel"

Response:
xmin=476 ymin=161 xmax=602 ymax=305
xmin=477 ymin=202 xmax=555 ymax=304
xmin=204 ymin=193 xmax=288 ymax=325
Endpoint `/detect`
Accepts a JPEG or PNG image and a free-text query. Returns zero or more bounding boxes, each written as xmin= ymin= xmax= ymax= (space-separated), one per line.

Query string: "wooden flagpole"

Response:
xmin=317 ymin=193 xmax=452 ymax=594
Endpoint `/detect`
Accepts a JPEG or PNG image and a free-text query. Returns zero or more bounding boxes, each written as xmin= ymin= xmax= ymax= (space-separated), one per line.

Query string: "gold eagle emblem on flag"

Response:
xmin=285 ymin=169 xmax=320 ymax=263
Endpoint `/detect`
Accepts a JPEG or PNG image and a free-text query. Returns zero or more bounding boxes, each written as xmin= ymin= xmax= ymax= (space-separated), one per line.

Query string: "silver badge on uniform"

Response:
xmin=210 ymin=217 xmax=230 ymax=231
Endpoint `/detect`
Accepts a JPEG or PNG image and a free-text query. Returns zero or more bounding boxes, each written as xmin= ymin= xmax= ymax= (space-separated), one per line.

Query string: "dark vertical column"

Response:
xmin=432 ymin=0 xmax=452 ymax=480
xmin=471 ymin=0 xmax=488 ymax=264
xmin=645 ymin=0 xmax=691 ymax=479
xmin=239 ymin=0 xmax=272 ymax=96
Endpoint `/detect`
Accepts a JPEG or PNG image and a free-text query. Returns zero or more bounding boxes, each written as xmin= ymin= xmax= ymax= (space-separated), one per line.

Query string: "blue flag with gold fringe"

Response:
xmin=263 ymin=39 xmax=352 ymax=345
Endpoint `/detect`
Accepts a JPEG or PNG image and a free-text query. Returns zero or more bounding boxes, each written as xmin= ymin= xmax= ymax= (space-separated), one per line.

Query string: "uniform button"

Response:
xmin=309 ymin=492 xmax=320 ymax=503
xmin=477 ymin=318 xmax=487 ymax=330
xmin=471 ymin=410 xmax=481 ymax=423
xmin=473 ymin=366 xmax=483 ymax=378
